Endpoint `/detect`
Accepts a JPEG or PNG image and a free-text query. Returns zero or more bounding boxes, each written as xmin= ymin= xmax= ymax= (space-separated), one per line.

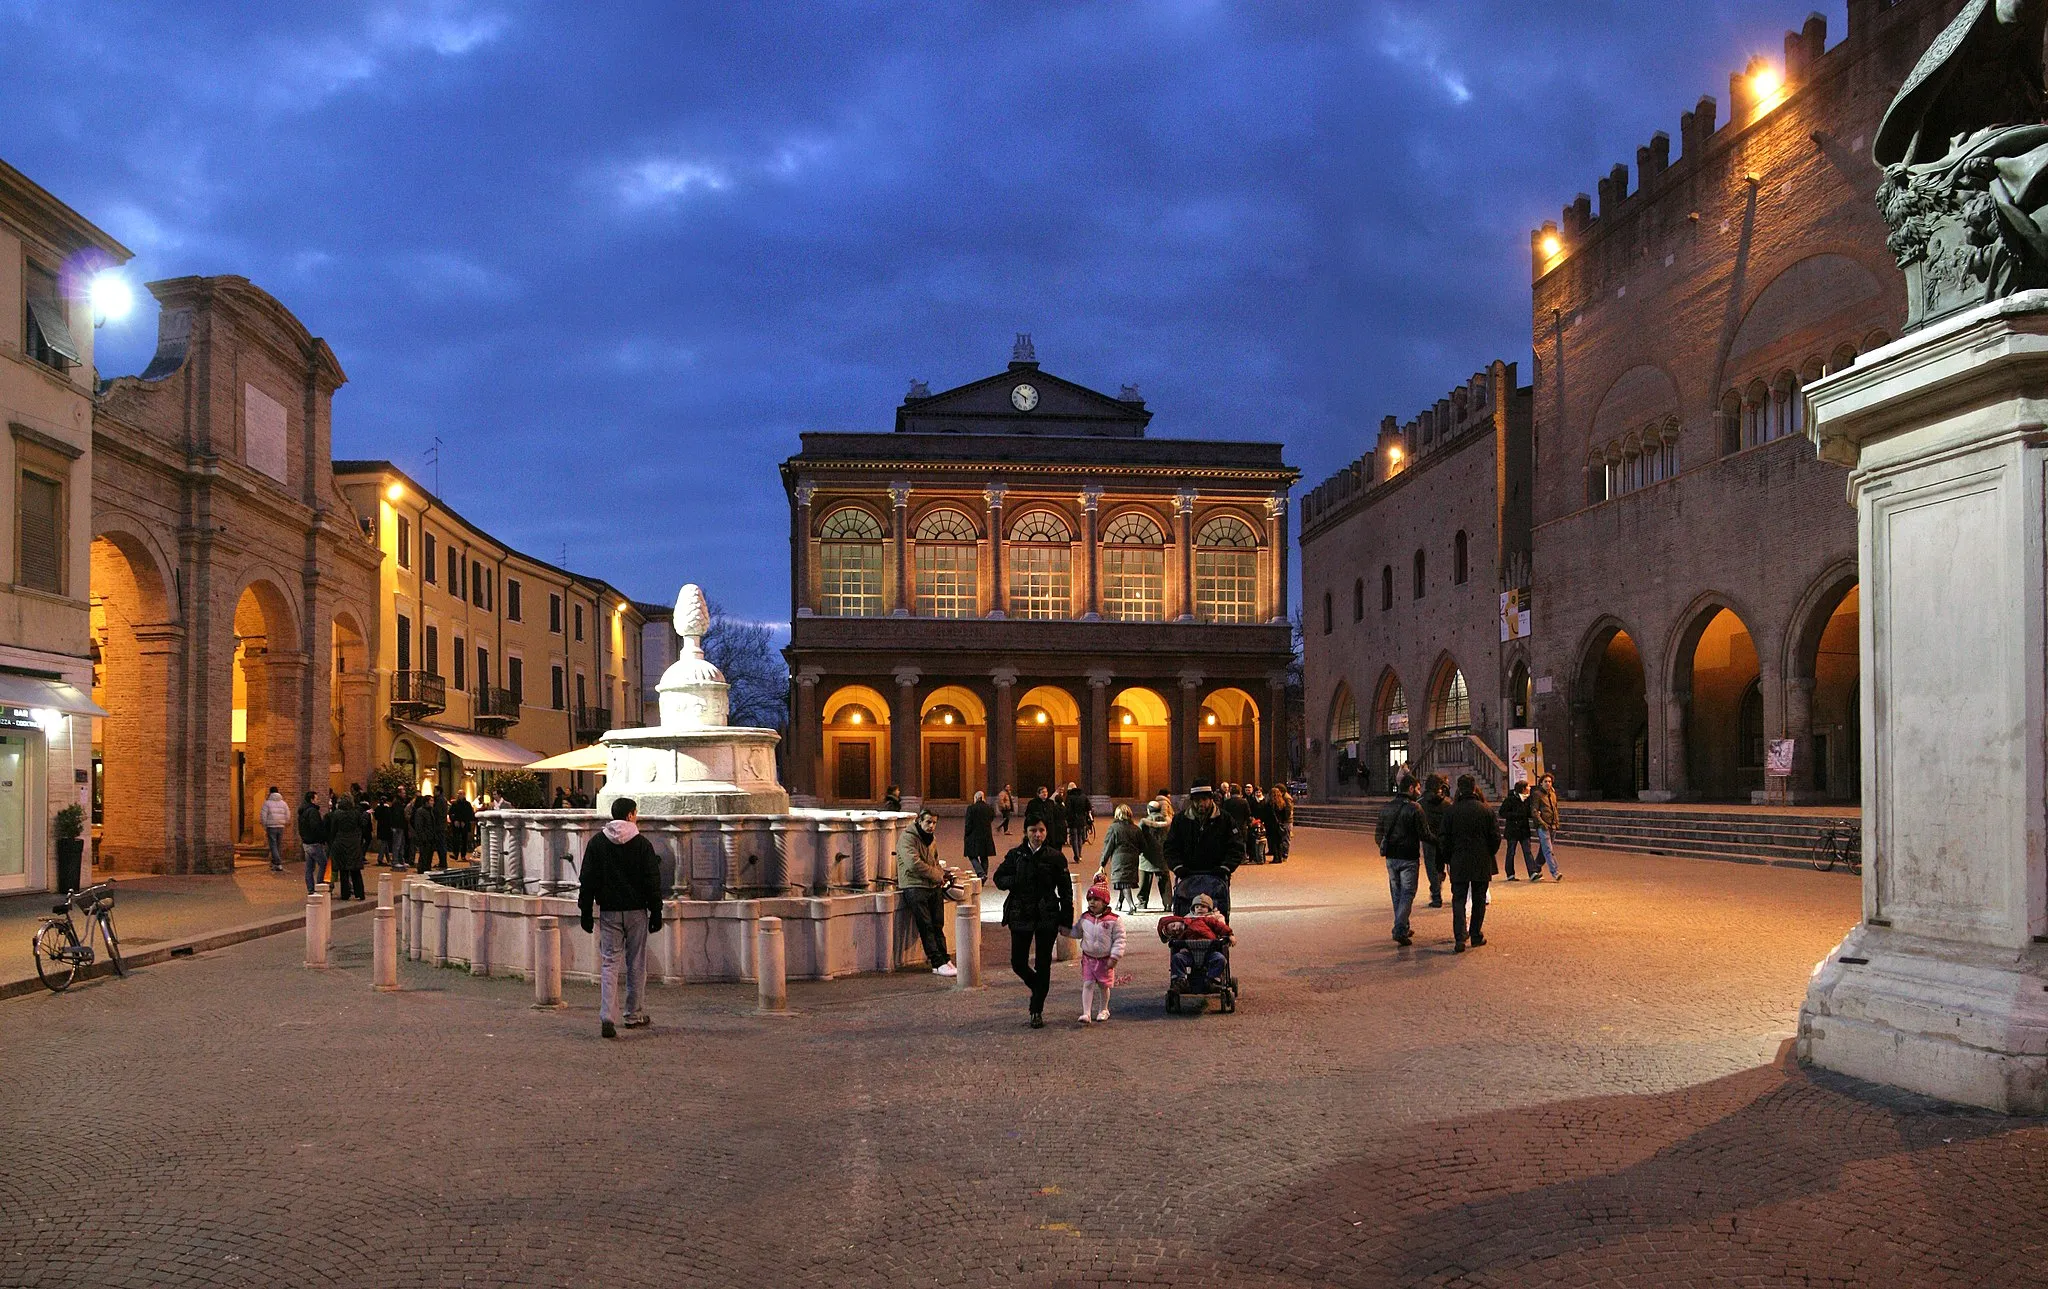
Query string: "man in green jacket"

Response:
xmin=895 ymin=809 xmax=957 ymax=977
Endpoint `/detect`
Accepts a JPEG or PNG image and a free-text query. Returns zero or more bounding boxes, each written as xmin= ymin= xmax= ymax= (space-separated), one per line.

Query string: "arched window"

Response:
xmin=1828 ymin=343 xmax=1858 ymax=375
xmin=1453 ymin=530 xmax=1469 ymax=585
xmin=1352 ymin=577 xmax=1365 ymax=621
xmin=1770 ymin=372 xmax=1800 ymax=442
xmin=1738 ymin=677 xmax=1765 ymax=770
xmin=1008 ymin=511 xmax=1073 ymax=619
xmin=819 ymin=507 xmax=884 ymax=617
xmin=1194 ymin=516 xmax=1258 ymax=623
xmin=1099 ymin=511 xmax=1165 ymax=622
xmin=1586 ymin=449 xmax=1608 ymax=505
xmin=1332 ymin=687 xmax=1360 ymax=742
xmin=1412 ymin=548 xmax=1426 ymax=601
xmin=1381 ymin=565 xmax=1393 ymax=611
xmin=1743 ymin=380 xmax=1770 ymax=449
xmin=1431 ymin=669 xmax=1470 ymax=733
xmin=912 ymin=508 xmax=978 ymax=618
xmin=1321 ymin=591 xmax=1333 ymax=635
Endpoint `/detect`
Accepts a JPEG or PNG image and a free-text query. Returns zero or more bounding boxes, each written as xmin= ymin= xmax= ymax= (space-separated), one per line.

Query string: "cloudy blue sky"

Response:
xmin=3 ymin=0 xmax=1848 ymax=622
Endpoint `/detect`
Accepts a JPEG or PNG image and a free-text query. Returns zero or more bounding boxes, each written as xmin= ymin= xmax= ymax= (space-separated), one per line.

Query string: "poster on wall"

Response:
xmin=1765 ymin=738 xmax=1795 ymax=778
xmin=1508 ymin=728 xmax=1543 ymax=785
xmin=1500 ymin=589 xmax=1532 ymax=642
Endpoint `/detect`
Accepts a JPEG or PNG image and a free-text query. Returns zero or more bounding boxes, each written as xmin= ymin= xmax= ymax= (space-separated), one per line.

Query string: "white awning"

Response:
xmin=397 ymin=722 xmax=544 ymax=770
xmin=524 ymin=745 xmax=608 ymax=773
xmin=0 ymin=673 xmax=106 ymax=718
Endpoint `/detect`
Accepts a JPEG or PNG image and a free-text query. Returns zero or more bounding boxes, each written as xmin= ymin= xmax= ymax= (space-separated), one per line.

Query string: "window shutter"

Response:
xmin=19 ymin=473 xmax=62 ymax=593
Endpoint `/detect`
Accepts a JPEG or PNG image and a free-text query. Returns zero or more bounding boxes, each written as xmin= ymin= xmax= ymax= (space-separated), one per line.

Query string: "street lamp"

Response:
xmin=88 ymin=271 xmax=134 ymax=326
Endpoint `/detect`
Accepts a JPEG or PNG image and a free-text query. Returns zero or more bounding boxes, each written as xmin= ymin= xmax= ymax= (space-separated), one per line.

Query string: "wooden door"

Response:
xmin=1017 ymin=725 xmax=1055 ymax=796
xmin=1109 ymin=741 xmax=1137 ymax=800
xmin=1198 ymin=740 xmax=1219 ymax=785
xmin=835 ymin=741 xmax=873 ymax=802
xmin=927 ymin=740 xmax=963 ymax=800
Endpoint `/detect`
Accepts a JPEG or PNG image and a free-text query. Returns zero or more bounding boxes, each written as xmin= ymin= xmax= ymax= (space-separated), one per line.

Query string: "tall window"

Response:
xmin=476 ymin=645 xmax=489 ymax=693
xmin=573 ymin=602 xmax=585 ymax=641
xmin=1008 ymin=510 xmax=1073 ymax=620
xmin=1352 ymin=578 xmax=1364 ymax=622
xmin=23 ymin=262 xmax=76 ymax=370
xmin=1432 ymin=669 xmax=1470 ymax=733
xmin=1453 ymin=530 xmax=1469 ymax=585
xmin=472 ymin=560 xmax=486 ymax=608
xmin=507 ymin=655 xmax=523 ymax=702
xmin=913 ymin=508 xmax=978 ymax=618
xmin=425 ymin=532 xmax=438 ymax=584
xmin=1332 ymin=688 xmax=1360 ymax=742
xmin=820 ymin=507 xmax=885 ymax=617
xmin=452 ymin=638 xmax=466 ymax=691
xmin=397 ymin=515 xmax=411 ymax=569
xmin=424 ymin=625 xmax=440 ymax=677
xmin=1322 ymin=591 xmax=1333 ymax=635
xmin=1100 ymin=511 xmax=1165 ymax=621
xmin=396 ymin=613 xmax=411 ymax=671
xmin=549 ymin=593 xmax=562 ymax=633
xmin=17 ymin=471 xmax=63 ymax=594
xmin=551 ymin=664 xmax=565 ymax=710
xmin=1381 ymin=565 xmax=1393 ymax=611
xmin=1412 ymin=549 xmax=1426 ymax=601
xmin=1194 ymin=516 xmax=1257 ymax=623
xmin=507 ymin=578 xmax=523 ymax=622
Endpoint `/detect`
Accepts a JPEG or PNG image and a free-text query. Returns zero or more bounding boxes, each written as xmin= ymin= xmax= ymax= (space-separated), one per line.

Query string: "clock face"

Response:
xmin=1011 ymin=383 xmax=1039 ymax=412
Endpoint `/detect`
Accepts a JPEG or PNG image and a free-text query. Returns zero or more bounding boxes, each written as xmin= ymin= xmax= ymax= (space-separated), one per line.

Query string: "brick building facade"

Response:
xmin=783 ymin=340 xmax=1296 ymax=813
xmin=1300 ymin=362 xmax=1532 ymax=800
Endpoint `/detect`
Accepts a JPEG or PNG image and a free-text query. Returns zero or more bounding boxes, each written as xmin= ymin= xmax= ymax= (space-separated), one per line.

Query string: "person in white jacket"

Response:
xmin=258 ymin=786 xmax=291 ymax=872
xmin=1064 ymin=883 xmax=1127 ymax=1024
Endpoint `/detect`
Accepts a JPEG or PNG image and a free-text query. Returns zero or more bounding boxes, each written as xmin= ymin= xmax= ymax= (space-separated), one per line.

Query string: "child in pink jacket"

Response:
xmin=1064 ymin=883 xmax=1127 ymax=1023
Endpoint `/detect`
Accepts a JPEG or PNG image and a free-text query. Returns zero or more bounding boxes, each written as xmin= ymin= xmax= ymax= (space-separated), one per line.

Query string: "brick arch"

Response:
xmin=1663 ymin=590 xmax=1765 ymax=697
xmin=1589 ymin=363 xmax=1682 ymax=456
xmin=1713 ymin=247 xmax=1896 ymax=397
xmin=907 ymin=499 xmax=984 ymax=540
xmin=811 ymin=499 xmax=890 ymax=539
xmin=1782 ymin=559 xmax=1859 ymax=684
xmin=90 ymin=513 xmax=178 ymax=623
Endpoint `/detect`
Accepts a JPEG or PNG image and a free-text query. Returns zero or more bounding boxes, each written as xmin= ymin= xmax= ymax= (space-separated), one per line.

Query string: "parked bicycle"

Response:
xmin=1809 ymin=824 xmax=1861 ymax=875
xmin=32 ymin=881 xmax=124 ymax=992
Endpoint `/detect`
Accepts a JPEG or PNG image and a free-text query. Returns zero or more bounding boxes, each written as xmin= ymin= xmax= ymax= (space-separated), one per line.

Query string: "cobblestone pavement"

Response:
xmin=5 ymin=828 xmax=2044 ymax=1287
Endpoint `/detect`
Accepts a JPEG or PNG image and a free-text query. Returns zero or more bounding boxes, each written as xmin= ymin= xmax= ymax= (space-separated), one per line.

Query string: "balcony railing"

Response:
xmin=391 ymin=670 xmax=446 ymax=716
xmin=573 ymin=705 xmax=613 ymax=741
xmin=472 ymin=686 xmax=520 ymax=730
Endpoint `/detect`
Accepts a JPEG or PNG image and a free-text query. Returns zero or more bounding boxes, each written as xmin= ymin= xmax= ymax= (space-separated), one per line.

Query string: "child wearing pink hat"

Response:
xmin=1064 ymin=883 xmax=1127 ymax=1023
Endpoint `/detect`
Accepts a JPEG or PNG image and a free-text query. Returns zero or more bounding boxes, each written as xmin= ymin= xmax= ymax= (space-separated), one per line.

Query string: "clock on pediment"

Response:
xmin=1011 ymin=383 xmax=1039 ymax=412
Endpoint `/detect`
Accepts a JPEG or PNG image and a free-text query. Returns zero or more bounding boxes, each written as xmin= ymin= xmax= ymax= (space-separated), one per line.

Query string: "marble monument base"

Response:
xmin=1795 ymin=291 xmax=2048 ymax=1114
xmin=596 ymin=725 xmax=790 ymax=818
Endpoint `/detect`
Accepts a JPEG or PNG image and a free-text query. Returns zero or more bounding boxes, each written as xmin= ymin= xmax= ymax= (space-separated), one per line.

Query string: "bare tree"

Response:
xmin=702 ymin=602 xmax=789 ymax=732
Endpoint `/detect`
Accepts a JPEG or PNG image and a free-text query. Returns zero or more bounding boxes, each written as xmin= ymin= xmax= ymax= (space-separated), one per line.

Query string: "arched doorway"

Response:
xmin=919 ymin=685 xmax=987 ymax=803
xmin=1327 ymin=682 xmax=1361 ymax=799
xmin=1109 ymin=687 xmax=1172 ymax=802
xmin=89 ymin=531 xmax=177 ymax=871
xmin=1371 ymin=670 xmax=1409 ymax=791
xmin=1581 ymin=625 xmax=1647 ymax=800
xmin=1014 ymin=685 xmax=1079 ymax=797
xmin=1425 ymin=660 xmax=1471 ymax=784
xmin=232 ymin=580 xmax=302 ymax=855
xmin=1793 ymin=579 xmax=1860 ymax=801
xmin=1677 ymin=606 xmax=1761 ymax=800
xmin=331 ymin=611 xmax=373 ymax=794
xmin=822 ymin=684 xmax=890 ymax=804
xmin=1507 ymin=660 xmax=1532 ymax=731
xmin=1198 ymin=688 xmax=1260 ymax=788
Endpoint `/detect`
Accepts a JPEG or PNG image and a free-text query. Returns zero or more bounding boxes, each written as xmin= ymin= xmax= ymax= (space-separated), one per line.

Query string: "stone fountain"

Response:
xmin=395 ymin=584 xmax=921 ymax=984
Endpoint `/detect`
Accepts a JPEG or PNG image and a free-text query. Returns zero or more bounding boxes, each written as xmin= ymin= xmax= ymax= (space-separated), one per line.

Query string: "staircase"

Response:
xmin=1293 ymin=798 xmax=1861 ymax=871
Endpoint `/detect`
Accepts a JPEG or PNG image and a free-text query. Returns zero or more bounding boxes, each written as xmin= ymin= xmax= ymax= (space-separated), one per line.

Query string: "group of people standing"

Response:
xmin=1375 ymin=770 xmax=1563 ymax=952
xmin=261 ymin=781 xmax=493 ymax=898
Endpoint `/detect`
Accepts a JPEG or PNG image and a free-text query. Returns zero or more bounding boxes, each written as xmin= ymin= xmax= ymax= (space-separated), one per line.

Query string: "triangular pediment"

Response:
xmin=895 ymin=363 xmax=1152 ymax=437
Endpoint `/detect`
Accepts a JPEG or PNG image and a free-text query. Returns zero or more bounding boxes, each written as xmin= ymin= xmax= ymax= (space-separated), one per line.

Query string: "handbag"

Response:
xmin=940 ymin=876 xmax=970 ymax=904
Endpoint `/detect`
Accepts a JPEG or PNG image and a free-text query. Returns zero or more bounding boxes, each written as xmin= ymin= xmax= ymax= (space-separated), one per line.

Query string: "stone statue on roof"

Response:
xmin=1874 ymin=0 xmax=2048 ymax=328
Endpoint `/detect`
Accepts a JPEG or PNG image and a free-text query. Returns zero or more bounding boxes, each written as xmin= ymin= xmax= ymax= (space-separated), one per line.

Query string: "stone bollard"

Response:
xmin=377 ymin=871 xmax=394 ymax=909
xmin=372 ymin=906 xmax=399 ymax=991
xmin=1054 ymin=872 xmax=1078 ymax=961
xmin=952 ymin=894 xmax=982 ymax=989
xmin=533 ymin=915 xmax=564 ymax=1009
xmin=305 ymin=889 xmax=330 ymax=969
xmin=756 ymin=915 xmax=789 ymax=1014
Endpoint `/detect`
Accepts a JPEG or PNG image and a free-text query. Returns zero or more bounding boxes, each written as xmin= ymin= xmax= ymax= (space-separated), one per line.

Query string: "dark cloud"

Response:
xmin=0 ymin=0 xmax=1848 ymax=620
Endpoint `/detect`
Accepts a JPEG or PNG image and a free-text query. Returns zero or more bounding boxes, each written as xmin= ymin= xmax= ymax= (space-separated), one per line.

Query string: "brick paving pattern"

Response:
xmin=4 ymin=827 xmax=2044 ymax=1287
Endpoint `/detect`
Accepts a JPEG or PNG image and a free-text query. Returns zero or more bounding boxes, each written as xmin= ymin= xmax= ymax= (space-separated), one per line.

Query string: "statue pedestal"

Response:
xmin=1796 ymin=292 xmax=2048 ymax=1114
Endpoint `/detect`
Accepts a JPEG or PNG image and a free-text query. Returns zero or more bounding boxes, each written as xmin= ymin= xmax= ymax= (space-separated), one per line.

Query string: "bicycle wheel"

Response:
xmin=33 ymin=922 xmax=78 ymax=992
xmin=100 ymin=914 xmax=125 ymax=978
xmin=1810 ymin=833 xmax=1837 ymax=872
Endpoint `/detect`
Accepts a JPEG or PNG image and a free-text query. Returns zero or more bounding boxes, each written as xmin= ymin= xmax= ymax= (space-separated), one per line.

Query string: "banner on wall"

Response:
xmin=1500 ymin=588 xmax=1532 ymax=642
xmin=1508 ymin=728 xmax=1544 ymax=785
xmin=1765 ymin=738 xmax=1796 ymax=778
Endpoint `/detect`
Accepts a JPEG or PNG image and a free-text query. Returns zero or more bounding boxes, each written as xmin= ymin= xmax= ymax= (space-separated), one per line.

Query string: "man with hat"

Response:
xmin=1374 ymin=775 xmax=1426 ymax=946
xmin=1163 ymin=779 xmax=1246 ymax=917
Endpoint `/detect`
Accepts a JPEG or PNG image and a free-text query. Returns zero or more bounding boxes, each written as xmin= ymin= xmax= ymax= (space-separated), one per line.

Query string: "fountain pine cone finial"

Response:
xmin=675 ymin=584 xmax=712 ymax=645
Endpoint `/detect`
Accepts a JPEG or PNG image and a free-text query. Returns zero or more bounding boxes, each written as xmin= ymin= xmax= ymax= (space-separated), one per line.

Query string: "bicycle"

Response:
xmin=32 ymin=881 xmax=124 ymax=992
xmin=1809 ymin=824 xmax=1861 ymax=875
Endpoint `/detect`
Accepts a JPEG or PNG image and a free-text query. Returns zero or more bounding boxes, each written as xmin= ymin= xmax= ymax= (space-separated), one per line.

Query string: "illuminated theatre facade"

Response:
xmin=781 ymin=341 xmax=1297 ymax=812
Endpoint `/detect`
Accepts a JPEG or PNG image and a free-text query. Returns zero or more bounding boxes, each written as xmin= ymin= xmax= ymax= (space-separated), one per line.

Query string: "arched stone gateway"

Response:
xmin=1670 ymin=602 xmax=1762 ymax=802
xmin=1326 ymin=681 xmax=1361 ymax=799
xmin=1370 ymin=669 xmax=1409 ymax=792
xmin=1575 ymin=620 xmax=1647 ymax=801
xmin=1784 ymin=570 xmax=1859 ymax=803
xmin=89 ymin=528 xmax=180 ymax=872
xmin=1197 ymin=687 xmax=1260 ymax=788
xmin=821 ymin=683 xmax=891 ymax=805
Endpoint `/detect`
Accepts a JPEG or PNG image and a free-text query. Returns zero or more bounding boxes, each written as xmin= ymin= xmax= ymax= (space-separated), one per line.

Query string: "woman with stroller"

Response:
xmin=993 ymin=817 xmax=1074 ymax=1029
xmin=1096 ymin=804 xmax=1144 ymax=913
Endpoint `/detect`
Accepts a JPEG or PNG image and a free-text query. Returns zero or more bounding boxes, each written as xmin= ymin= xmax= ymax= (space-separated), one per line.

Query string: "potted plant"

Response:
xmin=53 ymin=804 xmax=85 ymax=894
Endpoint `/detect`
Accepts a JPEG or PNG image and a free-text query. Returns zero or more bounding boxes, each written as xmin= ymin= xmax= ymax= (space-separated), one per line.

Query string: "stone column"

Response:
xmin=1084 ymin=669 xmax=1112 ymax=811
xmin=891 ymin=668 xmax=921 ymax=811
xmin=336 ymin=672 xmax=379 ymax=793
xmin=890 ymin=482 xmax=912 ymax=617
xmin=1263 ymin=671 xmax=1288 ymax=786
xmin=1643 ymin=694 xmax=1688 ymax=802
xmin=1174 ymin=489 xmax=1198 ymax=622
xmin=1796 ymin=295 xmax=2048 ymax=1114
xmin=1080 ymin=487 xmax=1103 ymax=621
xmin=984 ymin=485 xmax=1007 ymax=619
xmin=1172 ymin=671 xmax=1203 ymax=791
xmin=792 ymin=670 xmax=822 ymax=806
xmin=1569 ymin=699 xmax=1595 ymax=799
xmin=793 ymin=481 xmax=815 ymax=618
xmin=990 ymin=668 xmax=1018 ymax=797
xmin=1265 ymin=494 xmax=1290 ymax=623
xmin=1785 ymin=675 xmax=1816 ymax=798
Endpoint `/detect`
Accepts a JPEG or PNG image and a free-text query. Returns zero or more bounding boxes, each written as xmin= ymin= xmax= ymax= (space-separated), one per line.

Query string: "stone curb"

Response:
xmin=1 ymin=896 xmax=380 ymax=1002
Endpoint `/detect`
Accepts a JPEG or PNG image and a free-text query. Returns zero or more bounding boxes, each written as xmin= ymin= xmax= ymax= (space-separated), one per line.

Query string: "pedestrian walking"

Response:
xmin=992 ymin=817 xmax=1074 ymax=1029
xmin=1440 ymin=775 xmax=1501 ymax=952
xmin=997 ymin=785 xmax=1015 ymax=835
xmin=963 ymin=790 xmax=998 ymax=879
xmin=259 ymin=786 xmax=290 ymax=871
xmin=1097 ymin=804 xmax=1143 ymax=912
xmin=1374 ymin=777 xmax=1424 ymax=946
xmin=297 ymin=792 xmax=328 ymax=894
xmin=410 ymin=790 xmax=447 ymax=871
xmin=1163 ymin=780 xmax=1244 ymax=917
xmin=1419 ymin=774 xmax=1450 ymax=907
xmin=1063 ymin=782 xmax=1093 ymax=864
xmin=1063 ymin=882 xmax=1125 ymax=1023
xmin=578 ymin=797 xmax=664 ymax=1039
xmin=1530 ymin=773 xmax=1563 ymax=881
xmin=1500 ymin=780 xmax=1534 ymax=880
xmin=1025 ymin=786 xmax=1067 ymax=856
xmin=1136 ymin=797 xmax=1173 ymax=911
xmin=325 ymin=792 xmax=368 ymax=901
xmin=895 ymin=808 xmax=957 ymax=977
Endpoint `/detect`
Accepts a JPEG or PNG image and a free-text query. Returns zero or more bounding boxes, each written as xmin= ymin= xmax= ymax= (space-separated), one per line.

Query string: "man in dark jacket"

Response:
xmin=1163 ymin=780 xmax=1245 ymax=916
xmin=325 ymin=792 xmax=368 ymax=902
xmin=447 ymin=793 xmax=476 ymax=862
xmin=297 ymin=792 xmax=328 ymax=895
xmin=1499 ymin=781 xmax=1533 ymax=880
xmin=578 ymin=797 xmax=665 ymax=1039
xmin=1024 ymin=786 xmax=1067 ymax=854
xmin=1418 ymin=774 xmax=1450 ymax=907
xmin=1439 ymin=775 xmax=1501 ymax=952
xmin=410 ymin=791 xmax=447 ymax=871
xmin=1062 ymin=783 xmax=1092 ymax=863
xmin=992 ymin=817 xmax=1074 ymax=1028
xmin=1374 ymin=779 xmax=1425 ymax=946
xmin=962 ymin=791 xmax=998 ymax=879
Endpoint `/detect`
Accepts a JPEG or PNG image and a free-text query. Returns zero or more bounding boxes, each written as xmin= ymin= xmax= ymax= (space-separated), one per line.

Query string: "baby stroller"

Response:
xmin=1159 ymin=871 xmax=1238 ymax=1014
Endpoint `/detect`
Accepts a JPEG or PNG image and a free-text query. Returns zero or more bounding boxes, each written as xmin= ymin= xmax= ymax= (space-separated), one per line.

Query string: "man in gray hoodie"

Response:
xmin=578 ymin=797 xmax=665 ymax=1039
